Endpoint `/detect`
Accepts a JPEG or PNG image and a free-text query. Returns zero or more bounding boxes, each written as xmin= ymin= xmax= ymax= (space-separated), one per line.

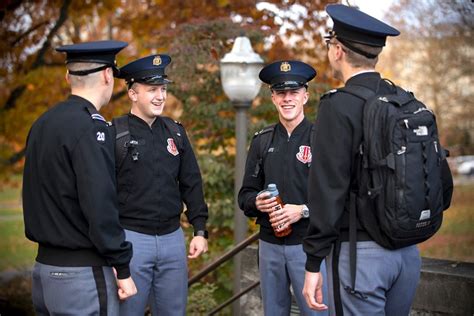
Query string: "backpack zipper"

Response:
xmin=414 ymin=107 xmax=433 ymax=115
xmin=397 ymin=146 xmax=406 ymax=155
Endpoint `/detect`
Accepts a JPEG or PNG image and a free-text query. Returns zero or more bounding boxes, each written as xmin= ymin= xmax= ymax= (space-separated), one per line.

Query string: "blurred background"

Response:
xmin=0 ymin=0 xmax=472 ymax=314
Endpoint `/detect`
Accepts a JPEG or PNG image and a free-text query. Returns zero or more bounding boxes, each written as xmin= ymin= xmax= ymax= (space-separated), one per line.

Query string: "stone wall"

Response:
xmin=240 ymin=246 xmax=474 ymax=315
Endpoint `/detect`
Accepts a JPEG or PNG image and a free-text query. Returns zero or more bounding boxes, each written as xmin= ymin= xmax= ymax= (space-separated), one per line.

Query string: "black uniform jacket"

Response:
xmin=22 ymin=95 xmax=132 ymax=279
xmin=238 ymin=118 xmax=313 ymax=245
xmin=115 ymin=114 xmax=208 ymax=236
xmin=303 ymin=72 xmax=453 ymax=272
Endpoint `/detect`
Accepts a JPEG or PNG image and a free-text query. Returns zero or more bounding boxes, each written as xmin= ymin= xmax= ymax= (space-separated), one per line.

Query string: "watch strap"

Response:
xmin=194 ymin=230 xmax=209 ymax=239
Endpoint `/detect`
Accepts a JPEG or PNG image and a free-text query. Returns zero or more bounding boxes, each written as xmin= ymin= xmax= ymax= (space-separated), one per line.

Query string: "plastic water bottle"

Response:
xmin=266 ymin=183 xmax=292 ymax=237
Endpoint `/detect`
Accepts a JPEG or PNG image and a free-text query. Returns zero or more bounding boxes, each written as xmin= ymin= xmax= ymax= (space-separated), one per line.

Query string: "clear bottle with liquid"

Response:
xmin=266 ymin=183 xmax=292 ymax=237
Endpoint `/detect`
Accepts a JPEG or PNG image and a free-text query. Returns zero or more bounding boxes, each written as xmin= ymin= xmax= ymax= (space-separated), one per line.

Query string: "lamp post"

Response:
xmin=220 ymin=36 xmax=263 ymax=314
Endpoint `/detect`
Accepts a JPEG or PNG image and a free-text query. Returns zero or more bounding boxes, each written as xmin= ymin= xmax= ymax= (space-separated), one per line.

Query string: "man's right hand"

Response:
xmin=302 ymin=271 xmax=328 ymax=311
xmin=116 ymin=276 xmax=137 ymax=300
xmin=255 ymin=192 xmax=278 ymax=213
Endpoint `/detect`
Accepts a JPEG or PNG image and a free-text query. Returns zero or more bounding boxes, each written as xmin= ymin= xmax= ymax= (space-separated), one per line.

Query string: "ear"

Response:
xmin=128 ymin=87 xmax=138 ymax=102
xmin=335 ymin=43 xmax=345 ymax=61
xmin=303 ymin=91 xmax=309 ymax=105
xmin=103 ymin=67 xmax=113 ymax=84
xmin=271 ymin=91 xmax=279 ymax=107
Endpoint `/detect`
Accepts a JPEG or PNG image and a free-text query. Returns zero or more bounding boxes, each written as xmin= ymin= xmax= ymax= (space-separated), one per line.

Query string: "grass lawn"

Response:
xmin=418 ymin=182 xmax=474 ymax=262
xmin=0 ymin=177 xmax=36 ymax=271
xmin=0 ymin=220 xmax=36 ymax=271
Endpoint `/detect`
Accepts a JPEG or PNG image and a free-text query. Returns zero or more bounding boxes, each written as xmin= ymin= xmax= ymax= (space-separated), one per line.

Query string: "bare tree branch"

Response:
xmin=111 ymin=90 xmax=127 ymax=102
xmin=11 ymin=20 xmax=49 ymax=46
xmin=2 ymin=0 xmax=72 ymax=112
xmin=31 ymin=0 xmax=72 ymax=70
xmin=3 ymin=85 xmax=26 ymax=111
xmin=0 ymin=0 xmax=22 ymax=23
xmin=7 ymin=147 xmax=25 ymax=165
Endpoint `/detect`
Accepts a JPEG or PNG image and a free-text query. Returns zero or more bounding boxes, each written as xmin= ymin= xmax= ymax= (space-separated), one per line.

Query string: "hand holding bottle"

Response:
xmin=256 ymin=184 xmax=292 ymax=237
xmin=255 ymin=190 xmax=279 ymax=214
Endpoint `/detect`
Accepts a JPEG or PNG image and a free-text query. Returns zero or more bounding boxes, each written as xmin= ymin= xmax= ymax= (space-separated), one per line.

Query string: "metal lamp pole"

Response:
xmin=220 ymin=36 xmax=263 ymax=315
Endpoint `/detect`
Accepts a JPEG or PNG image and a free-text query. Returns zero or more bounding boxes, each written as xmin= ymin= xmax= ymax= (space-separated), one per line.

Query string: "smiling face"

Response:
xmin=128 ymin=83 xmax=167 ymax=125
xmin=271 ymin=87 xmax=308 ymax=126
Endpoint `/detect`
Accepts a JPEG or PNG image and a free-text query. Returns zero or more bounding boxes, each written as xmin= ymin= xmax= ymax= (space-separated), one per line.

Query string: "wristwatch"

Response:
xmin=194 ymin=230 xmax=209 ymax=239
xmin=301 ymin=204 xmax=310 ymax=218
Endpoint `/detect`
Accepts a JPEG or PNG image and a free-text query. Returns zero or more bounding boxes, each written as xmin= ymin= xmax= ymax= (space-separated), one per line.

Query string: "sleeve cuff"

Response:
xmin=305 ymin=255 xmax=323 ymax=273
xmin=190 ymin=217 xmax=207 ymax=232
xmin=114 ymin=264 xmax=131 ymax=279
xmin=243 ymin=194 xmax=259 ymax=217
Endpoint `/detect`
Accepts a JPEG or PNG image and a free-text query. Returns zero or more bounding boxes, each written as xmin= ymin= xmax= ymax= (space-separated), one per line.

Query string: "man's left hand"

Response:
xmin=188 ymin=236 xmax=208 ymax=259
xmin=269 ymin=204 xmax=304 ymax=231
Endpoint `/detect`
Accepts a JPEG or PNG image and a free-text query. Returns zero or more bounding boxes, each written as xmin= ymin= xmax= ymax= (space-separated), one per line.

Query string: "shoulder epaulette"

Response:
xmin=253 ymin=125 xmax=275 ymax=138
xmin=320 ymin=89 xmax=338 ymax=99
xmin=85 ymin=106 xmax=106 ymax=123
xmin=91 ymin=113 xmax=106 ymax=122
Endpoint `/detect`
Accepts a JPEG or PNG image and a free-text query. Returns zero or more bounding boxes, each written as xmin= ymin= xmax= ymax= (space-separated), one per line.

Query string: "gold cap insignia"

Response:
xmin=280 ymin=62 xmax=291 ymax=72
xmin=153 ymin=56 xmax=162 ymax=66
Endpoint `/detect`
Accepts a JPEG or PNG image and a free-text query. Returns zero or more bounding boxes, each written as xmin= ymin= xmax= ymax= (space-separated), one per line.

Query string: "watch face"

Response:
xmin=303 ymin=207 xmax=310 ymax=218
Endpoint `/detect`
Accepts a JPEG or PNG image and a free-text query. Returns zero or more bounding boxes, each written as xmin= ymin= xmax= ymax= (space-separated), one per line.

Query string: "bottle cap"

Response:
xmin=267 ymin=183 xmax=279 ymax=197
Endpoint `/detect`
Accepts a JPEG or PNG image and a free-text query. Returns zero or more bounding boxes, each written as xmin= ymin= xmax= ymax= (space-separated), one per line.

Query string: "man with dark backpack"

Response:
xmin=113 ymin=54 xmax=209 ymax=316
xmin=302 ymin=4 xmax=453 ymax=315
xmin=239 ymin=60 xmax=328 ymax=315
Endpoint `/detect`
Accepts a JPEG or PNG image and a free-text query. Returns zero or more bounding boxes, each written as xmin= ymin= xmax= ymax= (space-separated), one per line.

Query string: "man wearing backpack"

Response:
xmin=238 ymin=60 xmax=328 ymax=315
xmin=302 ymin=4 xmax=453 ymax=315
xmin=113 ymin=54 xmax=209 ymax=316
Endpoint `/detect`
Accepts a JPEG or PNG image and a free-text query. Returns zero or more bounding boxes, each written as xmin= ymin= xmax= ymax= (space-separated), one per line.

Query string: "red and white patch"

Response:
xmin=167 ymin=138 xmax=179 ymax=156
xmin=296 ymin=145 xmax=312 ymax=164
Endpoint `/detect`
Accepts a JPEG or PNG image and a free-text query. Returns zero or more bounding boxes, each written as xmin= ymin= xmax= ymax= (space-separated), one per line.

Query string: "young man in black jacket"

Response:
xmin=239 ymin=60 xmax=328 ymax=315
xmin=302 ymin=5 xmax=453 ymax=315
xmin=114 ymin=54 xmax=209 ymax=316
xmin=23 ymin=40 xmax=137 ymax=315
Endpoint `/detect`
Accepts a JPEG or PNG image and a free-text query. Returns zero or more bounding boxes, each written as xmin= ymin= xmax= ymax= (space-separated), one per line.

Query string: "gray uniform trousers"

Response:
xmin=327 ymin=241 xmax=421 ymax=316
xmin=259 ymin=239 xmax=329 ymax=316
xmin=32 ymin=262 xmax=119 ymax=315
xmin=119 ymin=227 xmax=188 ymax=316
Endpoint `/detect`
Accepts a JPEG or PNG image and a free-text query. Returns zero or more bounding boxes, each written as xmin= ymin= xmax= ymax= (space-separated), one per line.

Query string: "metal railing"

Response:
xmin=188 ymin=231 xmax=260 ymax=315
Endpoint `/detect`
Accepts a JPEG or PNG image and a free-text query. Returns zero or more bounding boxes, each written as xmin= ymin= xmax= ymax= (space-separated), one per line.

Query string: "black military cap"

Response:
xmin=259 ymin=60 xmax=316 ymax=91
xmin=325 ymin=4 xmax=400 ymax=58
xmin=118 ymin=54 xmax=172 ymax=87
xmin=56 ymin=40 xmax=128 ymax=76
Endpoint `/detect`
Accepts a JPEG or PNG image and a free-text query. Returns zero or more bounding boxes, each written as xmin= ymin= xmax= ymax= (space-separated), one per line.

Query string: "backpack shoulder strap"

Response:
xmin=337 ymin=83 xmax=380 ymax=301
xmin=161 ymin=116 xmax=184 ymax=152
xmin=112 ymin=115 xmax=130 ymax=171
xmin=251 ymin=124 xmax=276 ymax=177
xmin=257 ymin=124 xmax=276 ymax=159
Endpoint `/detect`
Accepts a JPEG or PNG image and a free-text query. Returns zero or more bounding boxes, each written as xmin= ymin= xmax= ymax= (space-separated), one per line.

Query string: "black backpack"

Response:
xmin=112 ymin=115 xmax=184 ymax=171
xmin=341 ymin=80 xmax=450 ymax=298
xmin=251 ymin=123 xmax=314 ymax=178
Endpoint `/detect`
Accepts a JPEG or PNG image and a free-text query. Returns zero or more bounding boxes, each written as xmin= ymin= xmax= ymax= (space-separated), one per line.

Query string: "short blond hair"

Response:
xmin=66 ymin=62 xmax=104 ymax=88
xmin=338 ymin=40 xmax=382 ymax=68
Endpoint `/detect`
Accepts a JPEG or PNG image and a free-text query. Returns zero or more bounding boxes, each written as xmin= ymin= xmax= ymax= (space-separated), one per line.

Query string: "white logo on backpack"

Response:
xmin=414 ymin=126 xmax=428 ymax=136
xmin=419 ymin=209 xmax=431 ymax=220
